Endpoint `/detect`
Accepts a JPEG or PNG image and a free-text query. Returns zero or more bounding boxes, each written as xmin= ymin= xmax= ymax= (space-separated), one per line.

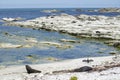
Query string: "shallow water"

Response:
xmin=0 ymin=8 xmax=119 ymax=66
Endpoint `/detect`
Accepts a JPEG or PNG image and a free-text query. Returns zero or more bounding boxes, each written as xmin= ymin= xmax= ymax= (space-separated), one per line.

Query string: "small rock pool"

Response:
xmin=0 ymin=25 xmax=119 ymax=66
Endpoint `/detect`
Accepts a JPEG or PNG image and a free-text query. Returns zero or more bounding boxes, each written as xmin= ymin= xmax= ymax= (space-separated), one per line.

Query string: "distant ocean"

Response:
xmin=0 ymin=8 xmax=119 ymax=66
xmin=0 ymin=8 xmax=119 ymax=19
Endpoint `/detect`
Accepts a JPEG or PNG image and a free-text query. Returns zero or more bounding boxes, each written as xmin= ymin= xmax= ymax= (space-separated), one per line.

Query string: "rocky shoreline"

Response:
xmin=5 ymin=13 xmax=120 ymax=40
xmin=1 ymin=10 xmax=120 ymax=80
xmin=0 ymin=55 xmax=120 ymax=80
xmin=98 ymin=8 xmax=120 ymax=13
xmin=75 ymin=8 xmax=120 ymax=13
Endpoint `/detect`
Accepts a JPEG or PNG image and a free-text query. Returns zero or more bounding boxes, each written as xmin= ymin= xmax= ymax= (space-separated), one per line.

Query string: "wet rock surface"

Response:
xmin=60 ymin=39 xmax=80 ymax=43
xmin=104 ymin=40 xmax=120 ymax=48
xmin=0 ymin=43 xmax=23 ymax=48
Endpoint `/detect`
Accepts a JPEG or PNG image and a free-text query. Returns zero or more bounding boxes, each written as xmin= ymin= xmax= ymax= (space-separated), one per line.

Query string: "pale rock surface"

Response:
xmin=6 ymin=14 xmax=120 ymax=39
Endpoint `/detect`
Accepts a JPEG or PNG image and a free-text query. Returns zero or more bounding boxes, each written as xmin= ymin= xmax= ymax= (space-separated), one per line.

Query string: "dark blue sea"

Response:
xmin=0 ymin=8 xmax=119 ymax=66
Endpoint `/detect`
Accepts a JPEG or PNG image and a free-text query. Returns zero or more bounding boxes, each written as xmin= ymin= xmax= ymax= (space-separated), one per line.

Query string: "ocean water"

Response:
xmin=0 ymin=8 xmax=119 ymax=66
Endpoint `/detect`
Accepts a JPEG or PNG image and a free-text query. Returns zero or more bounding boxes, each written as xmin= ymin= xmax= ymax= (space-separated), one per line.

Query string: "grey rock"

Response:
xmin=98 ymin=8 xmax=120 ymax=13
xmin=113 ymin=42 xmax=120 ymax=47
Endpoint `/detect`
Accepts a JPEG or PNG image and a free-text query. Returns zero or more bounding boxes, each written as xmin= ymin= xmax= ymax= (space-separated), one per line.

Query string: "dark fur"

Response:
xmin=25 ymin=65 xmax=41 ymax=74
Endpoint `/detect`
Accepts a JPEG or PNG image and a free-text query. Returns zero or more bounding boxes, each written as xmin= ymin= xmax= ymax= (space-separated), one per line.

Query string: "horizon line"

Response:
xmin=0 ymin=7 xmax=119 ymax=9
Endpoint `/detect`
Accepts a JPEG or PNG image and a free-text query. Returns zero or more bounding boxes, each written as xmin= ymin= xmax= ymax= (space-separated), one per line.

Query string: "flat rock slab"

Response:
xmin=6 ymin=14 xmax=120 ymax=40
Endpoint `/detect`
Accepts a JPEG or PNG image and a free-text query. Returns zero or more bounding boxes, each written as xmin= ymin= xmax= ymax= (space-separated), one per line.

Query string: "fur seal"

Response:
xmin=73 ymin=66 xmax=93 ymax=72
xmin=25 ymin=65 xmax=41 ymax=74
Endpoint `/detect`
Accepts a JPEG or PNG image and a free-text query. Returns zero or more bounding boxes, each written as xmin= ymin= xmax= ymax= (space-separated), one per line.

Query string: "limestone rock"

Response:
xmin=5 ymin=14 xmax=120 ymax=40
